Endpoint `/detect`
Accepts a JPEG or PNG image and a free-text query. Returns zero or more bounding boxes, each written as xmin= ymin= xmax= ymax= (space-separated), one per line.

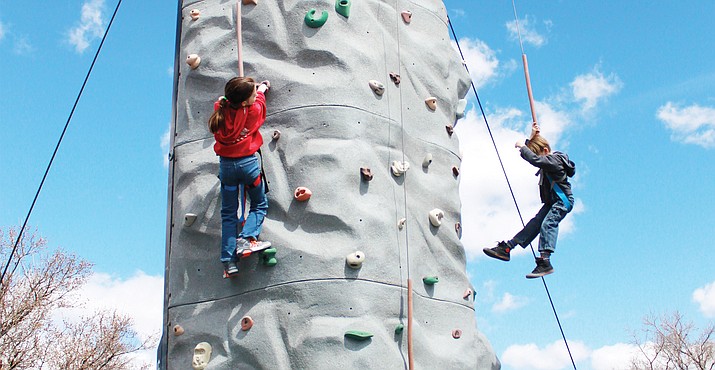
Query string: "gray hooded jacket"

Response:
xmin=519 ymin=146 xmax=576 ymax=204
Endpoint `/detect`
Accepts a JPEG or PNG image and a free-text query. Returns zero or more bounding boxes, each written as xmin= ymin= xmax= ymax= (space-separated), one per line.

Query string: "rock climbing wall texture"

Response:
xmin=163 ymin=0 xmax=500 ymax=368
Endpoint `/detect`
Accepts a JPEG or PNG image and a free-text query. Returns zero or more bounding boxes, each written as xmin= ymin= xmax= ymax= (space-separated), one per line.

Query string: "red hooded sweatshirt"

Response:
xmin=212 ymin=91 xmax=266 ymax=158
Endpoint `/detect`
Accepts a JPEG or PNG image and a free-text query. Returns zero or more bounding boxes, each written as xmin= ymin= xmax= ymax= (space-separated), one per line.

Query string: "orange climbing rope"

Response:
xmin=511 ymin=0 xmax=537 ymax=125
xmin=236 ymin=0 xmax=244 ymax=77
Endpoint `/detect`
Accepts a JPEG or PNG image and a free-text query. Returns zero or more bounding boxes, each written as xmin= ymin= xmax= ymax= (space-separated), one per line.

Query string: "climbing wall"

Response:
xmin=162 ymin=0 xmax=500 ymax=369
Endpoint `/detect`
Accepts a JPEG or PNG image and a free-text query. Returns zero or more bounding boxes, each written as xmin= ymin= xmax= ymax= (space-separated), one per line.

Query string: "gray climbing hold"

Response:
xmin=429 ymin=209 xmax=444 ymax=227
xmin=305 ymin=9 xmax=328 ymax=28
xmin=345 ymin=330 xmax=373 ymax=340
xmin=369 ymin=80 xmax=385 ymax=96
xmin=391 ymin=161 xmax=409 ymax=176
xmin=346 ymin=251 xmax=365 ymax=269
xmin=422 ymin=153 xmax=433 ymax=168
xmin=397 ymin=218 xmax=406 ymax=230
xmin=184 ymin=213 xmax=197 ymax=227
xmin=335 ymin=0 xmax=350 ymax=18
xmin=423 ymin=276 xmax=439 ymax=285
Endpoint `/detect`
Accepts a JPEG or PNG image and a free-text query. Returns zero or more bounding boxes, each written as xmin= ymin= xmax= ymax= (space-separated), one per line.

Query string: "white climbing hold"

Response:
xmin=456 ymin=98 xmax=467 ymax=118
xmin=272 ymin=130 xmax=281 ymax=140
xmin=401 ymin=10 xmax=412 ymax=23
xmin=429 ymin=208 xmax=444 ymax=227
xmin=369 ymin=80 xmax=385 ymax=96
xmin=346 ymin=251 xmax=365 ymax=269
xmin=425 ymin=97 xmax=437 ymax=111
xmin=189 ymin=9 xmax=200 ymax=20
xmin=397 ymin=218 xmax=406 ymax=230
xmin=422 ymin=153 xmax=433 ymax=168
xmin=192 ymin=342 xmax=212 ymax=370
xmin=391 ymin=161 xmax=409 ymax=176
xmin=186 ymin=54 xmax=201 ymax=69
xmin=184 ymin=213 xmax=197 ymax=227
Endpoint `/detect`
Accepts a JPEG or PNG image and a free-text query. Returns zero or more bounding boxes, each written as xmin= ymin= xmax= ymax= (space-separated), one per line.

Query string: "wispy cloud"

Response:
xmin=507 ymin=16 xmax=548 ymax=48
xmin=13 ymin=36 xmax=34 ymax=55
xmin=0 ymin=21 xmax=6 ymax=42
xmin=656 ymin=102 xmax=715 ymax=149
xmin=68 ymin=0 xmax=105 ymax=53
xmin=571 ymin=67 xmax=623 ymax=113
xmin=492 ymin=292 xmax=528 ymax=312
xmin=452 ymin=37 xmax=500 ymax=89
xmin=693 ymin=280 xmax=715 ymax=317
xmin=501 ymin=340 xmax=590 ymax=369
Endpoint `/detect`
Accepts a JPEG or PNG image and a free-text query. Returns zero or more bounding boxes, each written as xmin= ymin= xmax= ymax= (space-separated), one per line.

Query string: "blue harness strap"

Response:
xmin=546 ymin=174 xmax=571 ymax=209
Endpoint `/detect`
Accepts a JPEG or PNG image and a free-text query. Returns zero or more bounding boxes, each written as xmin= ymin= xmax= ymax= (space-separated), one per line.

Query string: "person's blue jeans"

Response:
xmin=512 ymin=196 xmax=574 ymax=253
xmin=219 ymin=155 xmax=268 ymax=262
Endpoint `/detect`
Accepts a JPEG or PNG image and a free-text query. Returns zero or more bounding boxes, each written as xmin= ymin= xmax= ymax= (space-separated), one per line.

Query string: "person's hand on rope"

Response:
xmin=258 ymin=80 xmax=271 ymax=93
xmin=530 ymin=121 xmax=540 ymax=139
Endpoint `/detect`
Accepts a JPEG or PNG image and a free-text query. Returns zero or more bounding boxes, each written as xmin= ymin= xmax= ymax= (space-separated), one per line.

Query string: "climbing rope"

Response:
xmin=0 ymin=0 xmax=123 ymax=286
xmin=236 ymin=0 xmax=244 ymax=77
xmin=447 ymin=12 xmax=578 ymax=370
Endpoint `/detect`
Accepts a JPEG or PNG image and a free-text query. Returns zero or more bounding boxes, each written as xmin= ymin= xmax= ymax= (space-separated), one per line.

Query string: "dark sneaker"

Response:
xmin=525 ymin=257 xmax=553 ymax=279
xmin=483 ymin=241 xmax=511 ymax=261
xmin=234 ymin=238 xmax=251 ymax=255
xmin=223 ymin=261 xmax=239 ymax=277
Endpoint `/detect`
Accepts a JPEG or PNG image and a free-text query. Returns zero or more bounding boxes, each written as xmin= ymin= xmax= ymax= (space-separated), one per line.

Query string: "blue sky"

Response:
xmin=1 ymin=1 xmax=714 ymax=369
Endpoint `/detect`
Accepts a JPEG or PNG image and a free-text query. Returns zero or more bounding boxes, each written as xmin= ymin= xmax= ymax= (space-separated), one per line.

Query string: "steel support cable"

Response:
xmin=447 ymin=16 xmax=577 ymax=370
xmin=0 ymin=0 xmax=123 ymax=286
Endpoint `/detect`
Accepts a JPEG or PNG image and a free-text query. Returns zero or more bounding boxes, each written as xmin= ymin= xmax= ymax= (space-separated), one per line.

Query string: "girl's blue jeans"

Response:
xmin=512 ymin=196 xmax=574 ymax=253
xmin=219 ymin=155 xmax=268 ymax=262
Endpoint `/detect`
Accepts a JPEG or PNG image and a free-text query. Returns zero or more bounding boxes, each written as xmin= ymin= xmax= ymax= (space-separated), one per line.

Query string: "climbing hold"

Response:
xmin=455 ymin=222 xmax=462 ymax=238
xmin=243 ymin=0 xmax=258 ymax=5
xmin=429 ymin=208 xmax=444 ymax=227
xmin=173 ymin=325 xmax=185 ymax=336
xmin=446 ymin=124 xmax=454 ymax=136
xmin=425 ymin=97 xmax=437 ymax=111
xmin=261 ymin=248 xmax=278 ymax=266
xmin=335 ymin=0 xmax=351 ymax=18
xmin=401 ymin=10 xmax=412 ymax=23
xmin=463 ymin=288 xmax=473 ymax=300
xmin=272 ymin=130 xmax=281 ymax=140
xmin=345 ymin=330 xmax=374 ymax=340
xmin=397 ymin=218 xmax=406 ymax=230
xmin=360 ymin=167 xmax=373 ymax=182
xmin=369 ymin=80 xmax=385 ymax=96
xmin=240 ymin=316 xmax=254 ymax=331
xmin=395 ymin=323 xmax=404 ymax=334
xmin=184 ymin=213 xmax=197 ymax=227
xmin=452 ymin=329 xmax=462 ymax=339
xmin=186 ymin=54 xmax=201 ymax=69
xmin=346 ymin=251 xmax=365 ymax=269
xmin=452 ymin=166 xmax=459 ymax=177
xmin=389 ymin=72 xmax=401 ymax=85
xmin=422 ymin=153 xmax=433 ymax=168
xmin=423 ymin=276 xmax=439 ymax=285
xmin=456 ymin=98 xmax=467 ymax=118
xmin=189 ymin=9 xmax=200 ymax=20
xmin=391 ymin=161 xmax=409 ymax=177
xmin=294 ymin=187 xmax=312 ymax=201
xmin=305 ymin=9 xmax=328 ymax=28
xmin=191 ymin=342 xmax=212 ymax=370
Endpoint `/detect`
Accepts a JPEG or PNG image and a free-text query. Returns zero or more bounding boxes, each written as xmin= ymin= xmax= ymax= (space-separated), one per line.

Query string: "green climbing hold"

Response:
xmin=261 ymin=248 xmax=277 ymax=266
xmin=305 ymin=9 xmax=328 ymax=28
xmin=423 ymin=276 xmax=439 ymax=285
xmin=335 ymin=0 xmax=351 ymax=18
xmin=344 ymin=330 xmax=373 ymax=340
xmin=395 ymin=323 xmax=404 ymax=335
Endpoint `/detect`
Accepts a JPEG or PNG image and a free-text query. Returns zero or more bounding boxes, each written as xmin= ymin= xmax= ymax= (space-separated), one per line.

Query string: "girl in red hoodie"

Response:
xmin=208 ymin=77 xmax=271 ymax=277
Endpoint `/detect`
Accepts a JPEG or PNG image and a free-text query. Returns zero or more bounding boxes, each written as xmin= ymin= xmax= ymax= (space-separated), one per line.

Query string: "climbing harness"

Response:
xmin=0 ymin=0 xmax=123 ymax=286
xmin=447 ymin=1 xmax=578 ymax=367
xmin=545 ymin=173 xmax=572 ymax=209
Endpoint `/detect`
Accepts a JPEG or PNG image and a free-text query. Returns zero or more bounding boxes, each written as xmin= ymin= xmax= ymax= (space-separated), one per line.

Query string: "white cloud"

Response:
xmin=0 ymin=21 xmax=6 ymax=42
xmin=161 ymin=123 xmax=172 ymax=168
xmin=571 ymin=68 xmax=622 ymax=112
xmin=693 ymin=281 xmax=715 ymax=317
xmin=507 ymin=16 xmax=548 ymax=48
xmin=68 ymin=0 xmax=105 ymax=53
xmin=13 ymin=36 xmax=34 ymax=55
xmin=57 ymin=271 xmax=164 ymax=368
xmin=657 ymin=102 xmax=715 ymax=149
xmin=452 ymin=37 xmax=500 ymax=89
xmin=590 ymin=343 xmax=640 ymax=370
xmin=501 ymin=339 xmax=590 ymax=370
xmin=492 ymin=292 xmax=528 ymax=312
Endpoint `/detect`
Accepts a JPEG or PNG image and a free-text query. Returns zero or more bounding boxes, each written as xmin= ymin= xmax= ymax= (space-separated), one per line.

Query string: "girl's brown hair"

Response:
xmin=527 ymin=134 xmax=551 ymax=155
xmin=208 ymin=77 xmax=256 ymax=133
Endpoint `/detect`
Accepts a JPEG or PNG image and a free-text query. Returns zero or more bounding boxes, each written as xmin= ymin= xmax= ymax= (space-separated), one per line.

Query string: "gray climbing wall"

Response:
xmin=162 ymin=0 xmax=500 ymax=369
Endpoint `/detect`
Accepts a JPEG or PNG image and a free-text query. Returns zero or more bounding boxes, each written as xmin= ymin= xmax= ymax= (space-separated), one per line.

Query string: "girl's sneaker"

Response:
xmin=223 ymin=261 xmax=239 ymax=277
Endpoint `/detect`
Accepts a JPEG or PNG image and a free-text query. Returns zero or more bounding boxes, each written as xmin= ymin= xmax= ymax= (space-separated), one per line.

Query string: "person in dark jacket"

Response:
xmin=483 ymin=123 xmax=575 ymax=278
